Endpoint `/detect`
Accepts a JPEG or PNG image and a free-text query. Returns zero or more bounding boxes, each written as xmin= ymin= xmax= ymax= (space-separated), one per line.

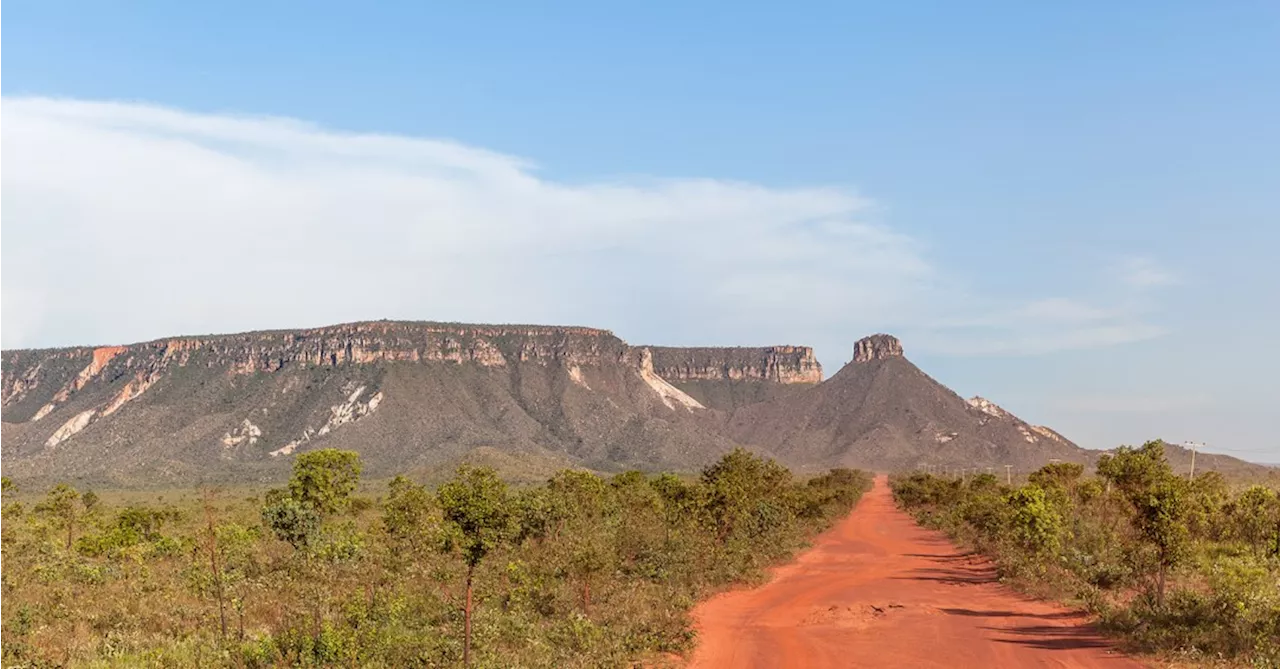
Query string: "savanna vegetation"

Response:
xmin=0 ymin=449 xmax=870 ymax=668
xmin=891 ymin=440 xmax=1280 ymax=665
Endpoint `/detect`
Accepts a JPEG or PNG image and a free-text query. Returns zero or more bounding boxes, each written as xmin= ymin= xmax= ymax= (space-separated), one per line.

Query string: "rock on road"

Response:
xmin=687 ymin=475 xmax=1144 ymax=668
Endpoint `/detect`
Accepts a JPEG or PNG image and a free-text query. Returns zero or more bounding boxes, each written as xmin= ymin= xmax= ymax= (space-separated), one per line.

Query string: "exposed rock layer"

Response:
xmin=852 ymin=334 xmax=903 ymax=363
xmin=646 ymin=345 xmax=823 ymax=385
xmin=5 ymin=319 xmax=1257 ymax=487
xmin=1 ymin=321 xmax=745 ymax=485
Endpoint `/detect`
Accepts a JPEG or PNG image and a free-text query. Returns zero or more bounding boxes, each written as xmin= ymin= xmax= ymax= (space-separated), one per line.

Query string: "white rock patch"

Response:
xmin=100 ymin=372 xmax=159 ymax=417
xmin=567 ymin=365 xmax=591 ymax=390
xmin=46 ymin=410 xmax=95 ymax=448
xmin=1030 ymin=425 xmax=1066 ymax=444
xmin=270 ymin=437 xmax=305 ymax=457
xmin=31 ymin=403 xmax=56 ymax=422
xmin=967 ymin=396 xmax=1006 ymax=418
xmin=638 ymin=349 xmax=704 ymax=411
xmin=222 ymin=419 xmax=263 ymax=448
xmin=272 ymin=387 xmax=383 ymax=456
xmin=317 ymin=386 xmax=383 ymax=436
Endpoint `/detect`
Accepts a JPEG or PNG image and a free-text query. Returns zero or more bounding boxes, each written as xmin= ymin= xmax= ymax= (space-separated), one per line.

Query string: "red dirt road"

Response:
xmin=687 ymin=475 xmax=1143 ymax=668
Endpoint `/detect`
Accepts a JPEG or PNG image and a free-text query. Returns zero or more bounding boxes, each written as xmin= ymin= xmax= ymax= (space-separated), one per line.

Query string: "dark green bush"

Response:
xmin=891 ymin=445 xmax=1280 ymax=662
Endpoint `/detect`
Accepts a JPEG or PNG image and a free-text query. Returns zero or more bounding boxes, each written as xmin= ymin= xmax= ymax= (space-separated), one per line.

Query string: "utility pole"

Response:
xmin=1184 ymin=441 xmax=1204 ymax=480
xmin=1004 ymin=464 xmax=1012 ymax=486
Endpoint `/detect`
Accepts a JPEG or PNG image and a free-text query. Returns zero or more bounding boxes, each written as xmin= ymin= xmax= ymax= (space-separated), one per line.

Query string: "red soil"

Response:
xmin=687 ymin=475 xmax=1144 ymax=668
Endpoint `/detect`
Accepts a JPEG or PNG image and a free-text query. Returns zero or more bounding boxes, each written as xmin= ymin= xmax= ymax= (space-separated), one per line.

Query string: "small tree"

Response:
xmin=610 ymin=471 xmax=664 ymax=568
xmin=1097 ymin=440 xmax=1168 ymax=496
xmin=1028 ymin=462 xmax=1084 ymax=491
xmin=1098 ymin=441 xmax=1188 ymax=608
xmin=548 ymin=470 xmax=614 ymax=614
xmin=81 ymin=490 xmax=101 ymax=514
xmin=511 ymin=486 xmax=557 ymax=545
xmin=1007 ymin=484 xmax=1063 ymax=555
xmin=36 ymin=483 xmax=82 ymax=550
xmin=288 ymin=449 xmax=362 ymax=515
xmin=382 ymin=475 xmax=438 ymax=557
xmin=438 ymin=466 xmax=511 ymax=667
xmin=701 ymin=448 xmax=792 ymax=541
xmin=1228 ymin=485 xmax=1280 ymax=554
xmin=1133 ymin=476 xmax=1189 ymax=608
xmin=261 ymin=497 xmax=321 ymax=549
xmin=263 ymin=449 xmax=361 ymax=549
xmin=1185 ymin=471 xmax=1228 ymax=540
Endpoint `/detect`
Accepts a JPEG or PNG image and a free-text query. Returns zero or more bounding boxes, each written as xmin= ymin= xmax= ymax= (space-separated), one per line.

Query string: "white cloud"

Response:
xmin=1 ymin=97 xmax=904 ymax=350
xmin=1 ymin=97 xmax=1171 ymax=363
xmin=905 ymin=254 xmax=1179 ymax=357
xmin=911 ymin=323 xmax=1167 ymax=357
xmin=1119 ymin=255 xmax=1178 ymax=289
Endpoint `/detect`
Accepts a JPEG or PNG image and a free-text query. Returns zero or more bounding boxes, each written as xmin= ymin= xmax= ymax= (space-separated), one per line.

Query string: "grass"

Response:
xmin=1 ymin=450 xmax=871 ymax=667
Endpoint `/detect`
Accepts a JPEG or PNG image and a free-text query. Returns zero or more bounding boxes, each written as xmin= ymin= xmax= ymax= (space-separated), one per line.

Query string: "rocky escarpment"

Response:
xmin=966 ymin=396 xmax=1072 ymax=447
xmin=2 ymin=322 xmax=642 ymax=462
xmin=851 ymin=334 xmax=903 ymax=362
xmin=643 ymin=345 xmax=822 ymax=411
xmin=9 ymin=321 xmax=1241 ymax=487
xmin=0 ymin=321 xmax=746 ymax=486
xmin=727 ymin=334 xmax=1096 ymax=472
xmin=646 ymin=345 xmax=822 ymax=384
xmin=2 ymin=321 xmax=630 ymax=423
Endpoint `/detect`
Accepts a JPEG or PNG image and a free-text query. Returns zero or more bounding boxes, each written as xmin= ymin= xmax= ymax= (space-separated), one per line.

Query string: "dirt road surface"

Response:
xmin=687 ymin=475 xmax=1143 ymax=668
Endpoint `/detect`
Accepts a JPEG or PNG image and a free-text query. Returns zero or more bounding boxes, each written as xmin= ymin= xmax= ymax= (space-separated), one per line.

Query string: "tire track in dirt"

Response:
xmin=687 ymin=475 xmax=1143 ymax=668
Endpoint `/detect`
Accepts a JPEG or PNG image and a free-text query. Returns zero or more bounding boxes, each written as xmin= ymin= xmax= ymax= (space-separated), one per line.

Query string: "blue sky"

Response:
xmin=3 ymin=2 xmax=1278 ymax=460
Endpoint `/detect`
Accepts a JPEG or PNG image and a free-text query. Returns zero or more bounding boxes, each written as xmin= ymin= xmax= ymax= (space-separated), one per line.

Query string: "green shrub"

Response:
xmin=892 ymin=445 xmax=1280 ymax=663
xmin=2 ymin=454 xmax=872 ymax=668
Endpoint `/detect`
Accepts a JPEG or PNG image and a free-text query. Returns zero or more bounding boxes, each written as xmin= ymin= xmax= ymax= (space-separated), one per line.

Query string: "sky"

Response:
xmin=3 ymin=2 xmax=1278 ymax=461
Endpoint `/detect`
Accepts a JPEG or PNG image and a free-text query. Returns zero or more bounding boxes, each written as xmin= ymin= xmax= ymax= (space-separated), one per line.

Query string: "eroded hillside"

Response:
xmin=4 ymin=321 xmax=1264 ymax=486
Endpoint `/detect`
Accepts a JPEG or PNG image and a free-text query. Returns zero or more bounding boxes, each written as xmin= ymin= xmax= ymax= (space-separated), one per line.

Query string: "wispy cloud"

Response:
xmin=911 ymin=322 xmax=1167 ymax=357
xmin=1119 ymin=255 xmax=1179 ymax=289
xmin=907 ymin=254 xmax=1178 ymax=357
xmin=1 ymin=98 xmax=902 ymax=349
xmin=1056 ymin=393 xmax=1213 ymax=413
xmin=1 ymin=97 xmax=1172 ymax=362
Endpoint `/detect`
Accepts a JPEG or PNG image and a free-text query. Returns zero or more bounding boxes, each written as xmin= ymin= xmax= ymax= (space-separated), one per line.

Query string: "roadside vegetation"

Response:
xmin=0 ymin=449 xmax=870 ymax=667
xmin=891 ymin=440 xmax=1280 ymax=665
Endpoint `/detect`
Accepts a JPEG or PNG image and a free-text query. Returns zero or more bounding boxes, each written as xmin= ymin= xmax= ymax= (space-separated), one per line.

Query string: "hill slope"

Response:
xmin=1 ymin=322 xmax=741 ymax=486
xmin=643 ymin=345 xmax=822 ymax=411
xmin=726 ymin=334 xmax=1085 ymax=471
xmin=3 ymin=322 xmax=1267 ymax=486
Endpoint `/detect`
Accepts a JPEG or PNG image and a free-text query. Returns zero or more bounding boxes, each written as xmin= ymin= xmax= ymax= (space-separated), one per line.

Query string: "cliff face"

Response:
xmin=2 ymin=321 xmax=631 ymax=427
xmin=851 ymin=334 xmax=903 ymax=363
xmin=7 ymin=321 xmax=1215 ymax=487
xmin=640 ymin=345 xmax=822 ymax=412
xmin=727 ymin=334 xmax=1096 ymax=472
xmin=0 ymin=322 xmax=769 ymax=486
xmin=645 ymin=346 xmax=822 ymax=384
